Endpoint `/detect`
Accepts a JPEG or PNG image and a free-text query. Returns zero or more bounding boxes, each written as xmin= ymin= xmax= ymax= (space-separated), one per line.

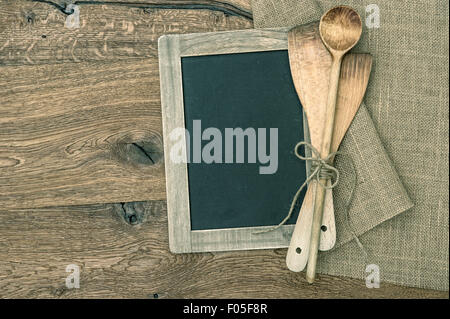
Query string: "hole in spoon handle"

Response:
xmin=286 ymin=185 xmax=315 ymax=272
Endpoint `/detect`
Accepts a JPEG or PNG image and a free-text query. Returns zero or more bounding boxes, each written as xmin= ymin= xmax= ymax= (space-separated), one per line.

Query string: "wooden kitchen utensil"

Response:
xmin=305 ymin=5 xmax=362 ymax=283
xmin=286 ymin=21 xmax=372 ymax=273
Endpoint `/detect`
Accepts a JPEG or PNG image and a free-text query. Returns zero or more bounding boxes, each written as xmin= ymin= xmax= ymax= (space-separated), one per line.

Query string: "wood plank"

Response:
xmin=30 ymin=0 xmax=253 ymax=17
xmin=0 ymin=1 xmax=252 ymax=207
xmin=0 ymin=59 xmax=166 ymax=209
xmin=0 ymin=203 xmax=447 ymax=298
xmin=0 ymin=0 xmax=253 ymax=65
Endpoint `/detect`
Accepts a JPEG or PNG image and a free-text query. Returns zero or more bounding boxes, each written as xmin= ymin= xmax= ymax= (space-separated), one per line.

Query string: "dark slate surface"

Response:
xmin=181 ymin=50 xmax=307 ymax=230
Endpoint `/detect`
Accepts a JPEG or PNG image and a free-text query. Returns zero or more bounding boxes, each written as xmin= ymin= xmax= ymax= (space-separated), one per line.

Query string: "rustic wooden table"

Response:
xmin=0 ymin=0 xmax=447 ymax=298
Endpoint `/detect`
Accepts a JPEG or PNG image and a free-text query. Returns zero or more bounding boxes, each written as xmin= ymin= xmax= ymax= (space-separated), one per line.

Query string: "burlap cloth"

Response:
xmin=252 ymin=0 xmax=449 ymax=291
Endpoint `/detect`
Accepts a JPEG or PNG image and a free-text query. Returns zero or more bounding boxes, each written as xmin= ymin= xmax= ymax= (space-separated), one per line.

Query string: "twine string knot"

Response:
xmin=254 ymin=142 xmax=339 ymax=233
xmin=254 ymin=141 xmax=368 ymax=261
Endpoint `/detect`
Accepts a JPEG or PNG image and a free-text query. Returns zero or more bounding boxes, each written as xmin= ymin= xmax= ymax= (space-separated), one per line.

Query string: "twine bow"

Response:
xmin=254 ymin=142 xmax=339 ymax=233
xmin=254 ymin=141 xmax=368 ymax=261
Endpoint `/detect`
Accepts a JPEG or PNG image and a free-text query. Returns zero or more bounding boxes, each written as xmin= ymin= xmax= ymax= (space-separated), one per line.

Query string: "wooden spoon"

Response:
xmin=305 ymin=5 xmax=362 ymax=283
xmin=286 ymin=22 xmax=371 ymax=272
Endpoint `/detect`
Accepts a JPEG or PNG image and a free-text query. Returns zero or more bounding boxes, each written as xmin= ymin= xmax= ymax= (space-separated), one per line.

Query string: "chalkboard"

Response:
xmin=159 ymin=27 xmax=310 ymax=253
xmin=182 ymin=50 xmax=306 ymax=230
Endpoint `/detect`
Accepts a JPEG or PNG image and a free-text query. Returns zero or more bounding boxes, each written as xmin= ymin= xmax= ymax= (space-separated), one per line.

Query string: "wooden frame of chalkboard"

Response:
xmin=158 ymin=27 xmax=311 ymax=253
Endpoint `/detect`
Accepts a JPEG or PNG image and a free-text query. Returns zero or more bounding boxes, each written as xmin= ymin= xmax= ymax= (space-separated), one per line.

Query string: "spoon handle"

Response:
xmin=306 ymin=56 xmax=342 ymax=283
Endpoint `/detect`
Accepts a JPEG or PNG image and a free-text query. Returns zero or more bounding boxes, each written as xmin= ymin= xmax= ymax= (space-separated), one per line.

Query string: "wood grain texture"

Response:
xmin=0 ymin=0 xmax=253 ymax=66
xmin=0 ymin=203 xmax=447 ymax=298
xmin=333 ymin=53 xmax=372 ymax=152
xmin=0 ymin=59 xmax=166 ymax=208
xmin=288 ymin=22 xmax=330 ymax=151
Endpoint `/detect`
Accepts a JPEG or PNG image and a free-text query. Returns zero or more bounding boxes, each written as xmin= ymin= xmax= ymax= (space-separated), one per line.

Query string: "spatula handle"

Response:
xmin=306 ymin=56 xmax=342 ymax=283
xmin=319 ymin=183 xmax=336 ymax=251
xmin=286 ymin=183 xmax=315 ymax=272
xmin=286 ymin=180 xmax=336 ymax=271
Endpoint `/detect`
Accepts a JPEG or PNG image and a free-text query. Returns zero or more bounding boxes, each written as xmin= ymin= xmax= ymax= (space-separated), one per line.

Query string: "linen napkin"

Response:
xmin=252 ymin=0 xmax=449 ymax=290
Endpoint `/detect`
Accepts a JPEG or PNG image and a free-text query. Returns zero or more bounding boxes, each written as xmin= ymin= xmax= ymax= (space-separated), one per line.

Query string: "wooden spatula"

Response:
xmin=286 ymin=21 xmax=372 ymax=272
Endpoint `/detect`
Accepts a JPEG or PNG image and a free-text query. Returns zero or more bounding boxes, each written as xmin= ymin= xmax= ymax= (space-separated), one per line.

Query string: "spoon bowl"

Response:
xmin=320 ymin=6 xmax=362 ymax=55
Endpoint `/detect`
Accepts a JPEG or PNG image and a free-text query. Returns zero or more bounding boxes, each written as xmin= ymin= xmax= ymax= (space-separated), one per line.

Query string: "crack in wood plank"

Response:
xmin=0 ymin=0 xmax=253 ymax=65
xmin=28 ymin=0 xmax=253 ymax=19
xmin=0 ymin=59 xmax=166 ymax=209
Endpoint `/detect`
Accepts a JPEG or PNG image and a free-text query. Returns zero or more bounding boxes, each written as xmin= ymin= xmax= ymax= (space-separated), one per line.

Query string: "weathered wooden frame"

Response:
xmin=158 ymin=27 xmax=311 ymax=253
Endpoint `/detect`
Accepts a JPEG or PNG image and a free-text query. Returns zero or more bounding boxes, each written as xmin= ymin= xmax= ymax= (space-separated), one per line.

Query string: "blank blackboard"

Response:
xmin=159 ymin=27 xmax=309 ymax=253
xmin=182 ymin=50 xmax=307 ymax=230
